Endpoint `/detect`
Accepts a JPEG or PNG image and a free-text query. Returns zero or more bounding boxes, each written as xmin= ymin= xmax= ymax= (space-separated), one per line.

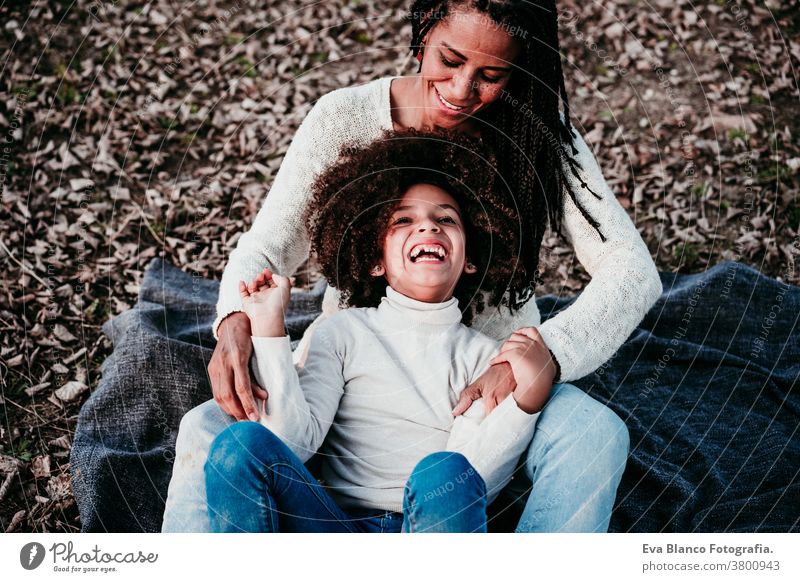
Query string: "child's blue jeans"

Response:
xmin=164 ymin=382 xmax=629 ymax=532
xmin=205 ymin=422 xmax=488 ymax=532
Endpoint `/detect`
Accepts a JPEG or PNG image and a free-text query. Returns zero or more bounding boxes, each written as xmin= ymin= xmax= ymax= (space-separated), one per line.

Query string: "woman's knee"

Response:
xmin=532 ymin=383 xmax=630 ymax=464
xmin=177 ymin=400 xmax=234 ymax=449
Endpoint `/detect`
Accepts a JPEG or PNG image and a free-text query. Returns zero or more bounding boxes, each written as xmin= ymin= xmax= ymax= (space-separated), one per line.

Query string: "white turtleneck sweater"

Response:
xmin=215 ymin=76 xmax=662 ymax=383
xmin=249 ymin=286 xmax=537 ymax=513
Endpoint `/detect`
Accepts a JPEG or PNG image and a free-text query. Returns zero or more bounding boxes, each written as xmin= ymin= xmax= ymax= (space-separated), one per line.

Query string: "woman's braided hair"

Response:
xmin=305 ymin=128 xmax=530 ymax=326
xmin=409 ymin=0 xmax=605 ymax=285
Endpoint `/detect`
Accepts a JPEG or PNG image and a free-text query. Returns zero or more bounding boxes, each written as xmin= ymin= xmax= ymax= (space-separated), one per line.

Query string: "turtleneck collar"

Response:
xmin=377 ymin=285 xmax=463 ymax=329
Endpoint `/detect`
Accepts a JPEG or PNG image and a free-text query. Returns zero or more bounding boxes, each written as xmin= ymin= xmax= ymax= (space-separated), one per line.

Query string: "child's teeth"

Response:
xmin=410 ymin=244 xmax=446 ymax=262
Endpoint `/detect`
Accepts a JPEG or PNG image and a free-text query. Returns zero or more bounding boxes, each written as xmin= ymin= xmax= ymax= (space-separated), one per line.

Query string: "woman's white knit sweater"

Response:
xmin=250 ymin=286 xmax=536 ymax=512
xmin=215 ymin=76 xmax=663 ymax=382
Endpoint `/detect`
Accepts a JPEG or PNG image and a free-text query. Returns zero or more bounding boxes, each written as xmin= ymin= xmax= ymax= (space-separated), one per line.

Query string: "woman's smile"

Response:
xmin=433 ymin=85 xmax=474 ymax=116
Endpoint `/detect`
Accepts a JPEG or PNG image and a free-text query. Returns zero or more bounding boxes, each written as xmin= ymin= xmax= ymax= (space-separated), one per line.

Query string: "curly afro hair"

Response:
xmin=305 ymin=128 xmax=532 ymax=326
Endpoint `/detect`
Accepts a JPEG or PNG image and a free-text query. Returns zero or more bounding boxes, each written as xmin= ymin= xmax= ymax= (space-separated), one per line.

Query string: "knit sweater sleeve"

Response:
xmin=473 ymin=129 xmax=663 ymax=382
xmin=443 ymin=335 xmax=537 ymax=502
xmin=445 ymin=396 xmax=537 ymax=503
xmin=535 ymin=129 xmax=663 ymax=381
xmin=248 ymin=319 xmax=345 ymax=463
xmin=212 ymin=93 xmax=342 ymax=340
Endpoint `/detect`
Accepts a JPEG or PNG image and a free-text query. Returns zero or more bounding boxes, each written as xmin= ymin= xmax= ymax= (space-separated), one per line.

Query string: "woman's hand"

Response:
xmin=452 ymin=361 xmax=517 ymax=418
xmin=208 ymin=312 xmax=268 ymax=422
xmin=490 ymin=327 xmax=557 ymax=414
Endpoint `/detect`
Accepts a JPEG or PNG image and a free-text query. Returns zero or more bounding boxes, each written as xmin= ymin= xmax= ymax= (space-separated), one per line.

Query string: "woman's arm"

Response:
xmin=209 ymin=89 xmax=360 ymax=420
xmin=471 ymin=129 xmax=662 ymax=383
xmin=248 ymin=319 xmax=346 ymax=462
xmin=535 ymin=128 xmax=663 ymax=382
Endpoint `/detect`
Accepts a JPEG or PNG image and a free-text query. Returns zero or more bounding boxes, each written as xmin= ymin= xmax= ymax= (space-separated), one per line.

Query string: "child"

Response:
xmin=203 ymin=129 xmax=558 ymax=533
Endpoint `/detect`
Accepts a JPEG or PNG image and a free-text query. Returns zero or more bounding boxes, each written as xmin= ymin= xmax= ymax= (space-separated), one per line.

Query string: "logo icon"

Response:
xmin=20 ymin=542 xmax=46 ymax=570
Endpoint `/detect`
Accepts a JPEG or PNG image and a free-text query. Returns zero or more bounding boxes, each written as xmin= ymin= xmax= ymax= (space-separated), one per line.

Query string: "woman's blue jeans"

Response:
xmin=163 ymin=382 xmax=629 ymax=532
xmin=205 ymin=422 xmax=488 ymax=533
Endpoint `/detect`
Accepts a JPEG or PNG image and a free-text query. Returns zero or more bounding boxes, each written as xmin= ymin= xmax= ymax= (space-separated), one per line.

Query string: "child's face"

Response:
xmin=374 ymin=183 xmax=476 ymax=303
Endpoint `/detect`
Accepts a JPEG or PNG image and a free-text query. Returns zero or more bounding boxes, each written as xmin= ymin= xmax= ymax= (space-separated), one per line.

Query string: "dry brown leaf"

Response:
xmin=52 ymin=324 xmax=78 ymax=343
xmin=24 ymin=382 xmax=51 ymax=397
xmin=31 ymin=455 xmax=51 ymax=479
xmin=54 ymin=381 xmax=88 ymax=403
xmin=69 ymin=178 xmax=94 ymax=192
xmin=5 ymin=510 xmax=26 ymax=533
xmin=45 ymin=473 xmax=72 ymax=502
xmin=48 ymin=435 xmax=72 ymax=450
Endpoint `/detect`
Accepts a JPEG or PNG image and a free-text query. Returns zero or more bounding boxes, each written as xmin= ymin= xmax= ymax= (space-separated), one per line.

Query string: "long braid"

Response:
xmin=408 ymin=0 xmax=607 ymax=296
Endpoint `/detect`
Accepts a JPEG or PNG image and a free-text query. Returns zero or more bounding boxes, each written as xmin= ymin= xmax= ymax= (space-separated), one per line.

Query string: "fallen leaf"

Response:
xmin=53 ymin=324 xmax=78 ymax=343
xmin=54 ymin=381 xmax=88 ymax=403
xmin=31 ymin=455 xmax=51 ymax=479
xmin=69 ymin=178 xmax=94 ymax=192
xmin=45 ymin=473 xmax=72 ymax=502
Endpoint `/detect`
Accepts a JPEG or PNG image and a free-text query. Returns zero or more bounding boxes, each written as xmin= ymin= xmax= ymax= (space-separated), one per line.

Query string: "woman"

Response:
xmin=163 ymin=0 xmax=662 ymax=533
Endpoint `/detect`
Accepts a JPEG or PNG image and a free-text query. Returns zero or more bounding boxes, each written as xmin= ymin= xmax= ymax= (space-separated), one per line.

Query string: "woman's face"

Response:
xmin=418 ymin=8 xmax=522 ymax=130
xmin=374 ymin=183 xmax=476 ymax=303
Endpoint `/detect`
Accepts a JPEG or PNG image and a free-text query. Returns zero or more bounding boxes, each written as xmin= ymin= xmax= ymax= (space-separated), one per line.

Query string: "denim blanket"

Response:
xmin=71 ymin=259 xmax=799 ymax=532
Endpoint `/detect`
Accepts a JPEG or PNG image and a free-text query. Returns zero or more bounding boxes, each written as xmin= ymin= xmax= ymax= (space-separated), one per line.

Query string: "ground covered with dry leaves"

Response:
xmin=0 ymin=0 xmax=798 ymax=532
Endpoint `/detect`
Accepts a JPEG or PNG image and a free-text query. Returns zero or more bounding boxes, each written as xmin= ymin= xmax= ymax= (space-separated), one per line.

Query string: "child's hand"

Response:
xmin=239 ymin=268 xmax=292 ymax=337
xmin=489 ymin=327 xmax=556 ymax=414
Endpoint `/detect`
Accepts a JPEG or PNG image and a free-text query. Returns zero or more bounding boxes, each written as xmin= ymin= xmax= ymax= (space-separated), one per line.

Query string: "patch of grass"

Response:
xmin=728 ymin=128 xmax=748 ymax=141
xmin=673 ymin=242 xmax=699 ymax=265
xmin=14 ymin=82 xmax=40 ymax=99
xmin=595 ymin=64 xmax=609 ymax=75
xmin=353 ymin=31 xmax=372 ymax=45
xmin=598 ymin=110 xmax=614 ymax=121
xmin=745 ymin=62 xmax=760 ymax=74
xmin=757 ymin=164 xmax=790 ymax=183
xmin=225 ymin=34 xmax=244 ymax=46
xmin=12 ymin=437 xmax=36 ymax=463
xmin=236 ymin=56 xmax=257 ymax=78
xmin=157 ymin=116 xmax=179 ymax=131
xmin=179 ymin=131 xmax=198 ymax=145
xmin=720 ymin=200 xmax=730 ymax=211
xmin=4 ymin=373 xmax=28 ymax=400
xmin=103 ymin=45 xmax=117 ymax=60
xmin=189 ymin=103 xmax=200 ymax=114
xmin=86 ymin=298 xmax=109 ymax=323
xmin=56 ymin=84 xmax=80 ymax=106
xmin=750 ymin=94 xmax=767 ymax=105
xmin=690 ymin=182 xmax=707 ymax=196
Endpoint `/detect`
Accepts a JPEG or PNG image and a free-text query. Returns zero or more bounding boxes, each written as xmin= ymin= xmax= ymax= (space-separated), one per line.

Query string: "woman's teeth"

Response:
xmin=436 ymin=89 xmax=466 ymax=111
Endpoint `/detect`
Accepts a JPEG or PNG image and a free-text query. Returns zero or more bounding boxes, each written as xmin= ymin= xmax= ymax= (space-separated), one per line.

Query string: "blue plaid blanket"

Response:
xmin=71 ymin=259 xmax=799 ymax=532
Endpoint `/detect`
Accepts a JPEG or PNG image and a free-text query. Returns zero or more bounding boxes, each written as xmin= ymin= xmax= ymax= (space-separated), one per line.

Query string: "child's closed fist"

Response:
xmin=239 ymin=268 xmax=292 ymax=337
xmin=489 ymin=327 xmax=556 ymax=414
